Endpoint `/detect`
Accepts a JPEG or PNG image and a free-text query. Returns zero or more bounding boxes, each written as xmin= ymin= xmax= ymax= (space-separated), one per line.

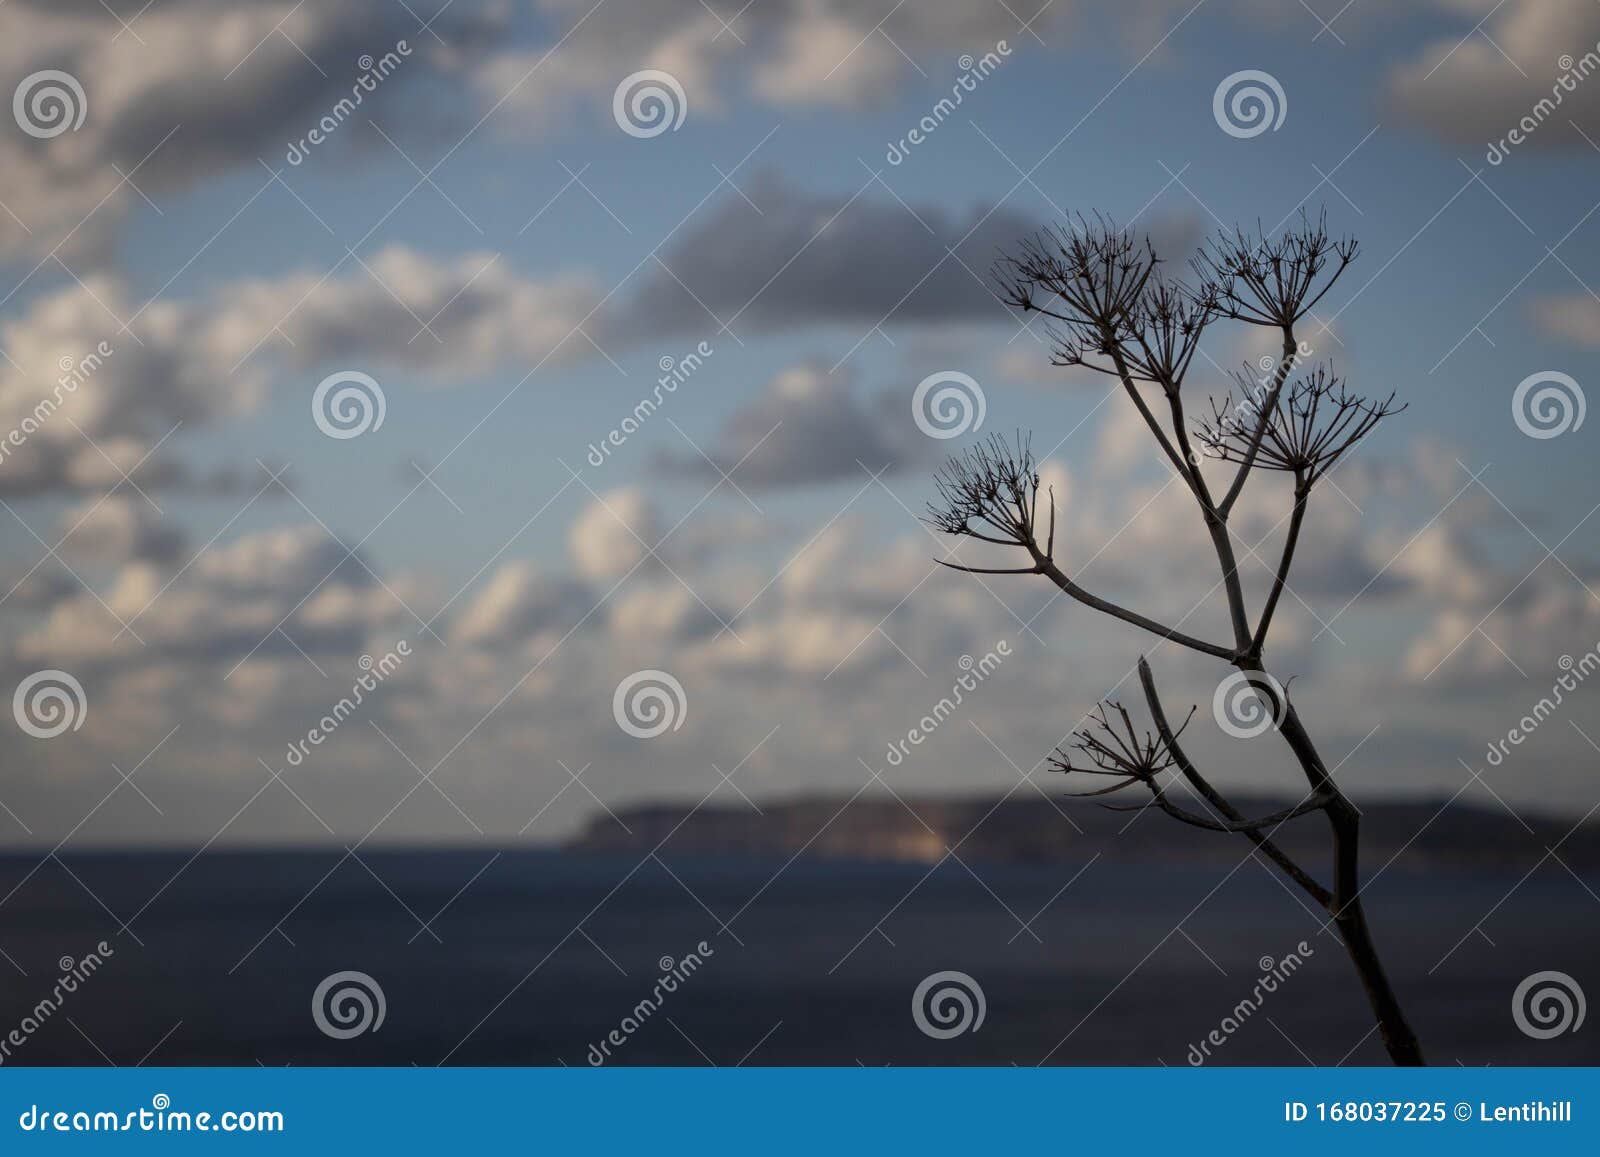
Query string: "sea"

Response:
xmin=0 ymin=848 xmax=1593 ymax=1066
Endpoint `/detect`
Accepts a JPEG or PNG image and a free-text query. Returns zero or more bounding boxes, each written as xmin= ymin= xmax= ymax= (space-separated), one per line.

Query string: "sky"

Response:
xmin=1 ymin=0 xmax=1597 ymax=849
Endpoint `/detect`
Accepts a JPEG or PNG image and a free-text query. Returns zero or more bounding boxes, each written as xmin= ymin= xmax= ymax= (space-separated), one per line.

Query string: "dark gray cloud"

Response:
xmin=57 ymin=495 xmax=186 ymax=567
xmin=652 ymin=362 xmax=925 ymax=488
xmin=610 ymin=176 xmax=1043 ymax=340
xmin=0 ymin=0 xmax=500 ymax=261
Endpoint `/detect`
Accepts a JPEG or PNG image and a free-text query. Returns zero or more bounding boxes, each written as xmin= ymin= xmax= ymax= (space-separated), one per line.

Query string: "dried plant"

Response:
xmin=1197 ymin=364 xmax=1404 ymax=481
xmin=930 ymin=211 xmax=1423 ymax=1065
xmin=1191 ymin=211 xmax=1358 ymax=327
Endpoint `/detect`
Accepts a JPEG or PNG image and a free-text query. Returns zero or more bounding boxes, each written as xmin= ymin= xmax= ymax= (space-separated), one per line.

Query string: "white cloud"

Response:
xmin=752 ymin=0 xmax=901 ymax=107
xmin=451 ymin=560 xmax=591 ymax=648
xmin=4 ymin=412 xmax=1588 ymax=844
xmin=0 ymin=248 xmax=596 ymax=498
xmin=1531 ymin=292 xmax=1600 ymax=349
xmin=215 ymin=247 xmax=599 ymax=377
xmin=1402 ymin=573 xmax=1600 ymax=684
xmin=568 ymin=488 xmax=660 ymax=581
xmin=1388 ymin=0 xmax=1600 ymax=153
xmin=481 ymin=0 xmax=1059 ymax=131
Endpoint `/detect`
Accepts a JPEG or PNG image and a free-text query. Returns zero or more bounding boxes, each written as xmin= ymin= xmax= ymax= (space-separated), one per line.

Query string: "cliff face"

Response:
xmin=566 ymin=794 xmax=1600 ymax=871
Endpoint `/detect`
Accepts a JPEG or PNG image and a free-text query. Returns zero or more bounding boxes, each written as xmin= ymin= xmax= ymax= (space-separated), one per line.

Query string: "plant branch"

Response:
xmin=1137 ymin=657 xmax=1332 ymax=906
xmin=1252 ymin=476 xmax=1309 ymax=654
xmin=1218 ymin=326 xmax=1297 ymax=515
xmin=1102 ymin=793 xmax=1333 ymax=833
xmin=926 ymin=434 xmax=1236 ymax=661
xmin=1036 ymin=557 xmax=1234 ymax=660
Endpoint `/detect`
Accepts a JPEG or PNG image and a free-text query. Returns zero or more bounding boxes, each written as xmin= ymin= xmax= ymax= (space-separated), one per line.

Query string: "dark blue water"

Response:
xmin=0 ymin=849 xmax=1593 ymax=1066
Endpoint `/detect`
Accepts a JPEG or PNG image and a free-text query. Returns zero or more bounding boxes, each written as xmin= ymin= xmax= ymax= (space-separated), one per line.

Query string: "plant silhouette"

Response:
xmin=927 ymin=211 xmax=1421 ymax=1065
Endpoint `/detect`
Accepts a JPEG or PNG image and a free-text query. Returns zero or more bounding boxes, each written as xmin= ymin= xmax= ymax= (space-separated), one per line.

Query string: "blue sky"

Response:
xmin=1 ymin=0 xmax=1597 ymax=847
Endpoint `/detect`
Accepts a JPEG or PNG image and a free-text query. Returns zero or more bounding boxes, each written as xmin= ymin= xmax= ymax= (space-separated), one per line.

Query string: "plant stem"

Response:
xmin=1250 ymin=660 xmax=1426 ymax=1066
xmin=1325 ymin=800 xmax=1427 ymax=1065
